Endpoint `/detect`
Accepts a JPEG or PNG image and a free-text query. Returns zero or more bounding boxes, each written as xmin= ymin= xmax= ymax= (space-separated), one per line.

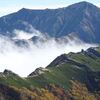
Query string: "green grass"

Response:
xmin=28 ymin=62 xmax=87 ymax=90
xmin=68 ymin=53 xmax=100 ymax=71
xmin=0 ymin=47 xmax=100 ymax=90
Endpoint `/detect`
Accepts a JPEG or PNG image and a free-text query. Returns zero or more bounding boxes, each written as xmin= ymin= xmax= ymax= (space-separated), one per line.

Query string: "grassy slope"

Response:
xmin=28 ymin=62 xmax=87 ymax=90
xmin=67 ymin=47 xmax=100 ymax=71
xmin=0 ymin=47 xmax=100 ymax=90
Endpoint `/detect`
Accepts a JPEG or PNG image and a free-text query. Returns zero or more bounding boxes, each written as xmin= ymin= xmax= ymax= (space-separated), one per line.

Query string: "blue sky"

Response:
xmin=0 ymin=0 xmax=100 ymax=17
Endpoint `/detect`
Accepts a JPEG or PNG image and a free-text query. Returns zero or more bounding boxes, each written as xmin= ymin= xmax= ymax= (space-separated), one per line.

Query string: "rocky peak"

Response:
xmin=28 ymin=67 xmax=49 ymax=77
xmin=70 ymin=1 xmax=97 ymax=8
xmin=47 ymin=54 xmax=71 ymax=67
xmin=18 ymin=8 xmax=30 ymax=13
xmin=3 ymin=69 xmax=18 ymax=76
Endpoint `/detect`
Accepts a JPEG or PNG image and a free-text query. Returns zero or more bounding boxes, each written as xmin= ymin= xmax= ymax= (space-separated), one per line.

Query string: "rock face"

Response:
xmin=0 ymin=69 xmax=18 ymax=77
xmin=0 ymin=2 xmax=100 ymax=43
xmin=3 ymin=69 xmax=18 ymax=76
xmin=28 ymin=67 xmax=49 ymax=77
xmin=47 ymin=54 xmax=70 ymax=67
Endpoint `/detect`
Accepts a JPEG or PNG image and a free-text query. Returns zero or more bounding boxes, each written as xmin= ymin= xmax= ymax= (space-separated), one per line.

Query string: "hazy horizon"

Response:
xmin=0 ymin=0 xmax=100 ymax=17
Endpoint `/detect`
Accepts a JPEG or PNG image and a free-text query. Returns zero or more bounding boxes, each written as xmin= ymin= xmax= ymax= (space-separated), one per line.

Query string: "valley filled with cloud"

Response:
xmin=0 ymin=29 xmax=97 ymax=76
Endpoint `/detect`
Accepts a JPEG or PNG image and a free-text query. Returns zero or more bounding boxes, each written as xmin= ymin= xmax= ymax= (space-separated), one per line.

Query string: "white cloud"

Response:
xmin=95 ymin=3 xmax=100 ymax=7
xmin=0 ymin=30 xmax=97 ymax=77
xmin=13 ymin=29 xmax=41 ymax=40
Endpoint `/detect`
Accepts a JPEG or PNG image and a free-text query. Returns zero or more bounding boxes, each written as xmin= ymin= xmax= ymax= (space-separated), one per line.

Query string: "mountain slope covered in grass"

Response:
xmin=0 ymin=46 xmax=100 ymax=99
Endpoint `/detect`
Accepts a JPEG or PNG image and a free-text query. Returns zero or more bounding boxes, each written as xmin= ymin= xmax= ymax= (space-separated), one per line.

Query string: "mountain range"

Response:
xmin=0 ymin=1 xmax=100 ymax=100
xmin=0 ymin=1 xmax=100 ymax=43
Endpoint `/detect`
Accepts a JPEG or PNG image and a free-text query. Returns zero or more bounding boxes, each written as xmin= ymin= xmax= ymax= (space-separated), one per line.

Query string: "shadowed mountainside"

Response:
xmin=0 ymin=2 xmax=100 ymax=43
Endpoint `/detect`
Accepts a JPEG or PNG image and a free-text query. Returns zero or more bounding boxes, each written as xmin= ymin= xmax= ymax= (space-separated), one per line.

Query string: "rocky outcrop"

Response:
xmin=28 ymin=67 xmax=49 ymax=77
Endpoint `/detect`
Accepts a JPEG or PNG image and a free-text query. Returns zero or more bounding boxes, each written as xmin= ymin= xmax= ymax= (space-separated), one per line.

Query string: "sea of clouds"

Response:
xmin=0 ymin=29 xmax=97 ymax=77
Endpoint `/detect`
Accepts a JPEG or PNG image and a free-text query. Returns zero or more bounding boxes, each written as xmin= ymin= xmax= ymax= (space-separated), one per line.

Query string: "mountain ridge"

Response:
xmin=0 ymin=1 xmax=100 ymax=43
xmin=0 ymin=46 xmax=100 ymax=99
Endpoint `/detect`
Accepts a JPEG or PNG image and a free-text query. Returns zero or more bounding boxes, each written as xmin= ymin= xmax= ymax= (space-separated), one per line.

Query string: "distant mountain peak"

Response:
xmin=19 ymin=8 xmax=26 ymax=10
xmin=75 ymin=1 xmax=96 ymax=6
xmin=67 ymin=1 xmax=97 ymax=11
xmin=0 ymin=1 xmax=100 ymax=43
xmin=77 ymin=1 xmax=94 ymax=5
xmin=68 ymin=1 xmax=97 ymax=9
xmin=18 ymin=8 xmax=30 ymax=12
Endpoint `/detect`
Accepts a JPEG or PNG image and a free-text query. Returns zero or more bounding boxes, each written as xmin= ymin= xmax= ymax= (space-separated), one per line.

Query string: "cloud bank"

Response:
xmin=0 ymin=30 xmax=97 ymax=77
